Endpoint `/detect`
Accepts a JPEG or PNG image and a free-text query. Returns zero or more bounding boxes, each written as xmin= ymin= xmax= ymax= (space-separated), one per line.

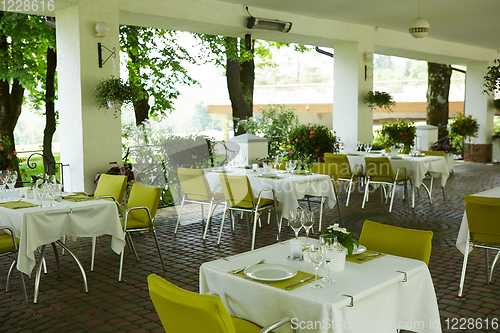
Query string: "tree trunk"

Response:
xmin=426 ymin=63 xmax=452 ymax=140
xmin=225 ymin=37 xmax=254 ymax=136
xmin=43 ymin=46 xmax=57 ymax=176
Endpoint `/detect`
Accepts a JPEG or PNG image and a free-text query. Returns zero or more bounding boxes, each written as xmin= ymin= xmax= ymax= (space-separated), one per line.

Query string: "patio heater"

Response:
xmin=246 ymin=6 xmax=292 ymax=33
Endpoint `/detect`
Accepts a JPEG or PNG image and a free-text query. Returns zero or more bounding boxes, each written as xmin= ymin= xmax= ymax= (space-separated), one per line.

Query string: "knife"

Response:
xmin=285 ymin=276 xmax=314 ymax=290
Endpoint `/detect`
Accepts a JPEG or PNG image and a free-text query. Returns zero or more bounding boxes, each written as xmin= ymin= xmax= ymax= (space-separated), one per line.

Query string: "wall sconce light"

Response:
xmin=94 ymin=22 xmax=108 ymax=37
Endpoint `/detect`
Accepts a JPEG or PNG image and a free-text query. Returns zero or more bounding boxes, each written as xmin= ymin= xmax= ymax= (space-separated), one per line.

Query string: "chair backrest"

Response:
xmin=364 ymin=157 xmax=395 ymax=183
xmin=0 ymin=227 xmax=17 ymax=254
xmin=126 ymin=183 xmax=162 ymax=225
xmin=421 ymin=150 xmax=445 ymax=157
xmin=178 ymin=168 xmax=213 ymax=201
xmin=218 ymin=175 xmax=255 ymax=208
xmin=324 ymin=153 xmax=352 ymax=179
xmin=311 ymin=162 xmax=338 ymax=183
xmin=465 ymin=195 xmax=500 ymax=245
xmin=94 ymin=174 xmax=128 ymax=202
xmin=148 ymin=274 xmax=236 ymax=333
xmin=359 ymin=220 xmax=433 ymax=265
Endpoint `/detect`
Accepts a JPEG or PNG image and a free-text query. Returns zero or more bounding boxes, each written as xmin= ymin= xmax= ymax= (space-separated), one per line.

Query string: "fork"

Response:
xmin=357 ymin=252 xmax=382 ymax=261
xmin=232 ymin=259 xmax=265 ymax=274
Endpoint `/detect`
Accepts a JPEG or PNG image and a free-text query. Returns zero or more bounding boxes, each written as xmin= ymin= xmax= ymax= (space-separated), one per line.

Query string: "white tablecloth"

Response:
xmin=0 ymin=198 xmax=125 ymax=276
xmin=456 ymin=187 xmax=500 ymax=254
xmin=346 ymin=153 xmax=449 ymax=187
xmin=200 ymin=239 xmax=441 ymax=333
xmin=205 ymin=169 xmax=337 ymax=220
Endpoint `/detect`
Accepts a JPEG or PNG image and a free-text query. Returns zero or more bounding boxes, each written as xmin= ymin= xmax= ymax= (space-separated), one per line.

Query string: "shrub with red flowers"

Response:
xmin=0 ymin=135 xmax=20 ymax=171
xmin=448 ymin=113 xmax=479 ymax=140
xmin=379 ymin=118 xmax=416 ymax=148
xmin=286 ymin=123 xmax=340 ymax=167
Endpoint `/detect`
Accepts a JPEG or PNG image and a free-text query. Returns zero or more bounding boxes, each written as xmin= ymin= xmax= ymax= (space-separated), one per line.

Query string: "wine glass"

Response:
xmin=365 ymin=143 xmax=372 ymax=153
xmin=288 ymin=210 xmax=302 ymax=239
xmin=272 ymin=157 xmax=279 ymax=170
xmin=6 ymin=170 xmax=17 ymax=199
xmin=301 ymin=210 xmax=315 ymax=245
xmin=0 ymin=170 xmax=7 ymax=197
xmin=320 ymin=237 xmax=336 ymax=283
xmin=308 ymin=242 xmax=324 ymax=289
xmin=285 ymin=161 xmax=294 ymax=174
xmin=276 ymin=156 xmax=283 ymax=172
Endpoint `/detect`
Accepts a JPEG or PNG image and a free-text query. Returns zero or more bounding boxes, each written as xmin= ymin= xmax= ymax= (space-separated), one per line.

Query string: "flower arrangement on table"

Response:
xmin=0 ymin=135 xmax=20 ymax=171
xmin=102 ymin=161 xmax=136 ymax=181
xmin=448 ymin=113 xmax=479 ymax=140
xmin=321 ymin=224 xmax=359 ymax=258
xmin=379 ymin=118 xmax=416 ymax=151
xmin=285 ymin=123 xmax=341 ymax=168
xmin=31 ymin=173 xmax=50 ymax=187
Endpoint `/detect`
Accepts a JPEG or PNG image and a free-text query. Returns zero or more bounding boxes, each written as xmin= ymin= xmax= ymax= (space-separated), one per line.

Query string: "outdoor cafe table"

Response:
xmin=204 ymin=168 xmax=337 ymax=221
xmin=0 ymin=196 xmax=125 ymax=302
xmin=200 ymin=238 xmax=441 ymax=333
xmin=346 ymin=153 xmax=449 ymax=206
xmin=455 ymin=186 xmax=500 ymax=254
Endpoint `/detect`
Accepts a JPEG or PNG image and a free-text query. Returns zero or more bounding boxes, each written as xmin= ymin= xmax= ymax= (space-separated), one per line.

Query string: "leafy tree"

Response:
xmin=426 ymin=63 xmax=452 ymax=140
xmin=120 ymin=26 xmax=199 ymax=126
xmin=195 ymin=34 xmax=309 ymax=136
xmin=0 ymin=12 xmax=55 ymax=176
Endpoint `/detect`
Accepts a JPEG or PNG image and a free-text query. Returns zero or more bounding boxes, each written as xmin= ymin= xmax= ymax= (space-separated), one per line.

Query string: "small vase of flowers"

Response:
xmin=321 ymin=224 xmax=359 ymax=272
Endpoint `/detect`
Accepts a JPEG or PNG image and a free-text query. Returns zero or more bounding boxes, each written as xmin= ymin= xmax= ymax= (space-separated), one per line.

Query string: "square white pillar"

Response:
xmin=333 ymin=43 xmax=374 ymax=152
xmin=56 ymin=3 xmax=122 ymax=193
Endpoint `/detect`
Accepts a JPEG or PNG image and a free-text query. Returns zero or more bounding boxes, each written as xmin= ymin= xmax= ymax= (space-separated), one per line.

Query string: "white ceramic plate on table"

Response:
xmin=245 ymin=264 xmax=297 ymax=281
xmin=353 ymin=244 xmax=367 ymax=255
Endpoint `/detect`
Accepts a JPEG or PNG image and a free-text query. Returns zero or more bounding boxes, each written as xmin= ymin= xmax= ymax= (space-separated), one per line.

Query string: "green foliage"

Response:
xmin=363 ymin=90 xmax=396 ymax=112
xmin=93 ymin=76 xmax=133 ymax=110
xmin=379 ymin=119 xmax=416 ymax=147
xmin=0 ymin=135 xmax=20 ymax=170
xmin=321 ymin=224 xmax=360 ymax=258
xmin=449 ymin=113 xmax=479 ymax=139
xmin=483 ymin=59 xmax=500 ymax=95
xmin=287 ymin=123 xmax=340 ymax=166
xmin=493 ymin=99 xmax=500 ymax=110
xmin=120 ymin=26 xmax=199 ymax=117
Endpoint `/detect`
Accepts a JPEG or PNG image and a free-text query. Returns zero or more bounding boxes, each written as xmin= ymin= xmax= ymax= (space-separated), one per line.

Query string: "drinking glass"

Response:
xmin=301 ymin=210 xmax=315 ymax=245
xmin=320 ymin=237 xmax=336 ymax=283
xmin=272 ymin=157 xmax=279 ymax=170
xmin=365 ymin=143 xmax=372 ymax=153
xmin=288 ymin=210 xmax=302 ymax=239
xmin=285 ymin=161 xmax=294 ymax=173
xmin=308 ymin=242 xmax=324 ymax=289
xmin=276 ymin=156 xmax=283 ymax=172
xmin=356 ymin=141 xmax=363 ymax=152
xmin=6 ymin=170 xmax=17 ymax=199
xmin=0 ymin=170 xmax=7 ymax=197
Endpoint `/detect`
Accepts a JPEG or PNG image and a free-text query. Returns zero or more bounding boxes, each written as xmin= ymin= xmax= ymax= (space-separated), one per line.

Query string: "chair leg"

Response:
xmin=346 ymin=179 xmax=353 ymax=207
xmin=152 ymin=228 xmax=166 ymax=271
xmin=429 ymin=176 xmax=434 ymax=200
xmin=217 ymin=203 xmax=228 ymax=245
xmin=203 ymin=201 xmax=215 ymax=240
xmin=458 ymin=237 xmax=471 ymax=297
xmin=275 ymin=207 xmax=281 ymax=242
xmin=318 ymin=196 xmax=325 ymax=232
xmin=126 ymin=233 xmax=139 ymax=262
xmin=200 ymin=204 xmax=205 ymax=225
xmin=489 ymin=251 xmax=500 ymax=283
xmin=119 ymin=249 xmax=125 ymax=282
xmin=7 ymin=260 xmax=29 ymax=304
xmin=332 ymin=182 xmax=344 ymax=226
xmin=485 ymin=248 xmax=490 ymax=284
xmin=91 ymin=236 xmax=96 ymax=271
xmin=251 ymin=209 xmax=259 ymax=251
xmin=362 ymin=180 xmax=370 ymax=209
xmin=388 ymin=182 xmax=397 ymax=213
xmin=6 ymin=261 xmax=15 ymax=292
xmin=174 ymin=195 xmax=186 ymax=234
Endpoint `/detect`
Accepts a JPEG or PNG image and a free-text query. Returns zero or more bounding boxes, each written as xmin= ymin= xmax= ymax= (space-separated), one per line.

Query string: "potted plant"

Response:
xmin=321 ymin=223 xmax=359 ymax=273
xmin=93 ymin=76 xmax=133 ymax=115
xmin=363 ymin=90 xmax=396 ymax=112
xmin=483 ymin=59 xmax=500 ymax=95
xmin=379 ymin=118 xmax=416 ymax=153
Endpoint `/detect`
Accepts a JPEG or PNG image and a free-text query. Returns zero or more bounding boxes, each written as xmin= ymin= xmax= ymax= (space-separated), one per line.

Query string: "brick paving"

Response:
xmin=1 ymin=160 xmax=500 ymax=332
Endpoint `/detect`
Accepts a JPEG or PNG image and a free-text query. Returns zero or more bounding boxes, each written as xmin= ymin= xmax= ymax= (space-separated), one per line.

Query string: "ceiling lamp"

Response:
xmin=409 ymin=1 xmax=429 ymax=39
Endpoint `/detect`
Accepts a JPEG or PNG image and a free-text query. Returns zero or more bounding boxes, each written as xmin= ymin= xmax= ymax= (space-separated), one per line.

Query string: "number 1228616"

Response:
xmin=2 ymin=0 xmax=54 ymax=12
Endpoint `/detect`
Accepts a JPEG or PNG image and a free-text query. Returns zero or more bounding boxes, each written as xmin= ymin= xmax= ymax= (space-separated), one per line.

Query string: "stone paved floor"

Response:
xmin=1 ymin=161 xmax=500 ymax=332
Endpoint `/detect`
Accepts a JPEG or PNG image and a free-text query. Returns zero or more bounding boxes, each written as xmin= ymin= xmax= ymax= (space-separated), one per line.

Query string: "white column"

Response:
xmin=333 ymin=43 xmax=374 ymax=152
xmin=56 ymin=3 xmax=122 ymax=193
xmin=465 ymin=61 xmax=494 ymax=144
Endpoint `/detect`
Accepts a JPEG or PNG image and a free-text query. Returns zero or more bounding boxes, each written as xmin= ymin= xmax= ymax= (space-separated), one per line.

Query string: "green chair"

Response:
xmin=359 ymin=220 xmax=433 ymax=265
xmin=148 ymin=274 xmax=293 ymax=333
xmin=91 ymin=174 xmax=128 ymax=271
xmin=0 ymin=226 xmax=28 ymax=303
xmin=324 ymin=153 xmax=364 ymax=207
xmin=175 ymin=168 xmax=225 ymax=240
xmin=119 ymin=183 xmax=166 ymax=281
xmin=363 ymin=157 xmax=409 ymax=212
xmin=218 ymin=175 xmax=279 ymax=251
xmin=459 ymin=196 xmax=500 ymax=297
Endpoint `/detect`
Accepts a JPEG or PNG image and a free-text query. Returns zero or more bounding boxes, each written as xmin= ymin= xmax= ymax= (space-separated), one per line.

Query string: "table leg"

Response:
xmin=56 ymin=240 xmax=88 ymax=293
xmin=34 ymin=244 xmax=47 ymax=304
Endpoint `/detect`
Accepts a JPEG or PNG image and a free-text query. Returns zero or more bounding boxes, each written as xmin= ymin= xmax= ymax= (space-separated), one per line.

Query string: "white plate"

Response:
xmin=244 ymin=264 xmax=297 ymax=281
xmin=353 ymin=244 xmax=367 ymax=255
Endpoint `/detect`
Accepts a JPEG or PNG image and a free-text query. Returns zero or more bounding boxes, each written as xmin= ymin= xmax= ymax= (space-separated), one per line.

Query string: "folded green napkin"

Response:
xmin=0 ymin=201 xmax=39 ymax=209
xmin=257 ymin=175 xmax=283 ymax=179
xmin=62 ymin=194 xmax=94 ymax=202
xmin=230 ymin=268 xmax=318 ymax=291
xmin=346 ymin=250 xmax=385 ymax=264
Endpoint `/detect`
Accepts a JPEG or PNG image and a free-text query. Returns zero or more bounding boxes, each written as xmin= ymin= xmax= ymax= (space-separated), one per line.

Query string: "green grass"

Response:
xmin=18 ymin=155 xmax=61 ymax=186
